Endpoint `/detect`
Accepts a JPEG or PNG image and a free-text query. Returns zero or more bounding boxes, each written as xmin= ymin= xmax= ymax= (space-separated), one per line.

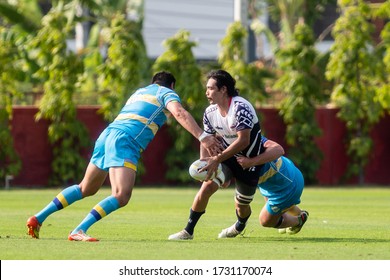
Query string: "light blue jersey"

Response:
xmin=109 ymin=84 xmax=181 ymax=150
xmin=258 ymin=138 xmax=304 ymax=215
xmin=91 ymin=84 xmax=180 ymax=171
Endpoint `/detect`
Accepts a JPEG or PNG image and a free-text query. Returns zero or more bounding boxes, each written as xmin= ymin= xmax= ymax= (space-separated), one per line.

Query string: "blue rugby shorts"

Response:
xmin=90 ymin=127 xmax=141 ymax=172
xmin=265 ymin=169 xmax=304 ymax=215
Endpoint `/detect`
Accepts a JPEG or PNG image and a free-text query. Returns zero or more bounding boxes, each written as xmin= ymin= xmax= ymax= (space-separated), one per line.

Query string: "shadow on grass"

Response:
xmin=94 ymin=236 xmax=390 ymax=244
xmin=259 ymin=236 xmax=389 ymax=243
xmin=11 ymin=234 xmax=388 ymax=244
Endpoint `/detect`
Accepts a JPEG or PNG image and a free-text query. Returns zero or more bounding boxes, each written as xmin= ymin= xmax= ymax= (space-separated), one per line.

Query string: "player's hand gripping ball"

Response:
xmin=188 ymin=159 xmax=225 ymax=187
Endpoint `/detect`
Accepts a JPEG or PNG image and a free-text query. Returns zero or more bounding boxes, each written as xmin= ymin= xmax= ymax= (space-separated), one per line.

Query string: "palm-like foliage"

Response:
xmin=0 ymin=0 xmax=148 ymax=185
xmin=152 ymin=30 xmax=205 ymax=183
xmin=274 ymin=23 xmax=325 ymax=184
xmin=326 ymin=0 xmax=385 ymax=183
xmin=219 ymin=21 xmax=271 ymax=104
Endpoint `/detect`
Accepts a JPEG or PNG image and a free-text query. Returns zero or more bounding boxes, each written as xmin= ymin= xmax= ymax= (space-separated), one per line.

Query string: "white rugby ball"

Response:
xmin=188 ymin=159 xmax=222 ymax=182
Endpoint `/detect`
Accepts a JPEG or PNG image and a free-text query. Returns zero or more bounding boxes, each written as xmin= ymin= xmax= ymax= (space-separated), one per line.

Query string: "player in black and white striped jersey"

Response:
xmin=169 ymin=69 xmax=271 ymax=240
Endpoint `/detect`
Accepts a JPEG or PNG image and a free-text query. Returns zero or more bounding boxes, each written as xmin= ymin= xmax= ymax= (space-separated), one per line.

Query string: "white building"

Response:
xmin=67 ymin=0 xmax=337 ymax=61
xmin=143 ymin=0 xmax=237 ymax=60
xmin=142 ymin=0 xmax=336 ymax=61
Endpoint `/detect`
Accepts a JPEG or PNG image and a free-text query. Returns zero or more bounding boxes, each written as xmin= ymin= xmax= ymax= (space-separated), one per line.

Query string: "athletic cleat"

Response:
xmin=218 ymin=224 xmax=242 ymax=238
xmin=168 ymin=230 xmax=193 ymax=240
xmin=68 ymin=230 xmax=99 ymax=242
xmin=278 ymin=228 xmax=287 ymax=234
xmin=26 ymin=216 xmax=41 ymax=239
xmin=286 ymin=210 xmax=309 ymax=235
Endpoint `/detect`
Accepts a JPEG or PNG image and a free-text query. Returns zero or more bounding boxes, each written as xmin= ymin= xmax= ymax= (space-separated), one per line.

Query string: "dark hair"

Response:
xmin=207 ymin=69 xmax=239 ymax=97
xmin=151 ymin=71 xmax=176 ymax=89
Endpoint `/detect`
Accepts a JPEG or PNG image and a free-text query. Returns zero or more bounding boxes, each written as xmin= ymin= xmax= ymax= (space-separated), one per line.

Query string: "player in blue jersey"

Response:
xmin=236 ymin=136 xmax=309 ymax=234
xmin=26 ymin=71 xmax=221 ymax=241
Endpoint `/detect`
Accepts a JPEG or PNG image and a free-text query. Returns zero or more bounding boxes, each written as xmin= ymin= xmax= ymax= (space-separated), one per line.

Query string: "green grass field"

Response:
xmin=0 ymin=186 xmax=389 ymax=260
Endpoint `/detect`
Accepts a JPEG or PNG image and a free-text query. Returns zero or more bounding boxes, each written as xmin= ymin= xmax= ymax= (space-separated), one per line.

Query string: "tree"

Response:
xmin=0 ymin=26 xmax=23 ymax=184
xmin=274 ymin=23 xmax=325 ymax=184
xmin=0 ymin=0 xmax=150 ymax=186
xmin=0 ymin=0 xmax=41 ymax=32
xmin=97 ymin=12 xmax=148 ymax=121
xmin=72 ymin=0 xmax=148 ymax=109
xmin=373 ymin=1 xmax=390 ymax=113
xmin=29 ymin=6 xmax=90 ymax=186
xmin=326 ymin=0 xmax=385 ymax=183
xmin=219 ymin=21 xmax=271 ymax=104
xmin=152 ymin=30 xmax=206 ymax=183
xmin=0 ymin=0 xmax=43 ymax=183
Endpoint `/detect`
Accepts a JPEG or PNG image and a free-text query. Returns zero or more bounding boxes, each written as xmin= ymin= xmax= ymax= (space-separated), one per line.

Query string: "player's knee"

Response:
xmin=79 ymin=184 xmax=99 ymax=198
xmin=259 ymin=216 xmax=274 ymax=227
xmin=200 ymin=181 xmax=219 ymax=197
xmin=259 ymin=212 xmax=283 ymax=228
xmin=114 ymin=190 xmax=132 ymax=207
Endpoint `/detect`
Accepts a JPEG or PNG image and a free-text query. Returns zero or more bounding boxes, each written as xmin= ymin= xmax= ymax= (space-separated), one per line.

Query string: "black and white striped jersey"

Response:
xmin=203 ymin=96 xmax=263 ymax=158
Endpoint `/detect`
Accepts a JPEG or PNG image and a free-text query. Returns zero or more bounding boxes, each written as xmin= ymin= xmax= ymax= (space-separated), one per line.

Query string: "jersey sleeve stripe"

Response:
xmin=125 ymin=94 xmax=160 ymax=107
xmin=114 ymin=113 xmax=159 ymax=135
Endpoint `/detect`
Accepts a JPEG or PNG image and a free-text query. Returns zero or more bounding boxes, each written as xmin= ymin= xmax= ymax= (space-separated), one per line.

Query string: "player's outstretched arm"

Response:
xmin=236 ymin=139 xmax=284 ymax=169
xmin=166 ymin=101 xmax=222 ymax=155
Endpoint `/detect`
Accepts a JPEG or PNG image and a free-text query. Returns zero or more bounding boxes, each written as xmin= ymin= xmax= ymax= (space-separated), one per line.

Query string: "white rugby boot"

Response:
xmin=218 ymin=224 xmax=242 ymax=238
xmin=168 ymin=230 xmax=193 ymax=240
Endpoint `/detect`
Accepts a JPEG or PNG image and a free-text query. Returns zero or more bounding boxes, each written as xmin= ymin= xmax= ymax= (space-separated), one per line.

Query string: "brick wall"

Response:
xmin=9 ymin=106 xmax=390 ymax=186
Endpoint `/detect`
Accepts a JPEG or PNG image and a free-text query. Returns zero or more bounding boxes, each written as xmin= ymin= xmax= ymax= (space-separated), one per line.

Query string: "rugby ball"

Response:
xmin=188 ymin=159 xmax=222 ymax=182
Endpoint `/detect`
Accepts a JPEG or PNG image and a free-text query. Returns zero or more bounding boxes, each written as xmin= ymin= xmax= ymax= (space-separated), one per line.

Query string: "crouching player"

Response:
xmin=237 ymin=136 xmax=309 ymax=234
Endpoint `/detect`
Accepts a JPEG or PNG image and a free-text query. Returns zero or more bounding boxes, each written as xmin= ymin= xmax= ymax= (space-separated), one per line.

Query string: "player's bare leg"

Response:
xmin=78 ymin=163 xmax=109 ymax=197
xmin=69 ymin=166 xmax=136 ymax=241
xmin=285 ymin=205 xmax=302 ymax=216
xmin=169 ymin=180 xmax=219 ymax=240
xmin=257 ymin=205 xmax=309 ymax=235
xmin=192 ymin=180 xmax=219 ymax=212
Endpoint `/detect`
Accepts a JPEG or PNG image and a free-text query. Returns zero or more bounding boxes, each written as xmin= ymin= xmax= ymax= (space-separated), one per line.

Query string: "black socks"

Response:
xmin=235 ymin=210 xmax=251 ymax=232
xmin=184 ymin=208 xmax=205 ymax=235
xmin=184 ymin=209 xmax=251 ymax=235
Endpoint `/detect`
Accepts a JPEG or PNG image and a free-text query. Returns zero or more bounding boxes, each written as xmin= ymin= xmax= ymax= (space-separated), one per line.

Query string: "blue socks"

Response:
xmin=35 ymin=185 xmax=82 ymax=224
xmin=34 ymin=185 xmax=120 ymax=235
xmin=71 ymin=196 xmax=120 ymax=234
